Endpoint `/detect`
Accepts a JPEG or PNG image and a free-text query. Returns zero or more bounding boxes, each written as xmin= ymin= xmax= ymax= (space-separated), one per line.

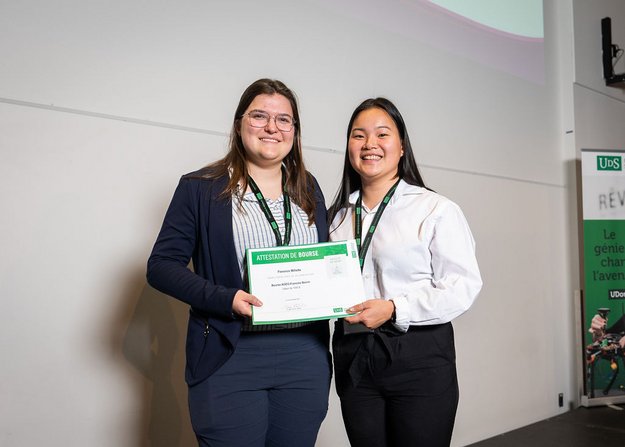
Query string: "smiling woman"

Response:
xmin=347 ymin=108 xmax=405 ymax=207
xmin=147 ymin=78 xmax=331 ymax=447
xmin=238 ymin=93 xmax=295 ymax=191
xmin=328 ymin=97 xmax=482 ymax=447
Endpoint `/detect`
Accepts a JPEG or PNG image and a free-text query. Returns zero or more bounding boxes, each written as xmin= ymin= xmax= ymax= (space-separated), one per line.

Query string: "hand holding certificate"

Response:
xmin=247 ymin=240 xmax=364 ymax=325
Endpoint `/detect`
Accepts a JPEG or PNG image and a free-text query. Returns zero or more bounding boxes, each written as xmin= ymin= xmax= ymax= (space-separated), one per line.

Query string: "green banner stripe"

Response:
xmin=250 ymin=244 xmax=347 ymax=265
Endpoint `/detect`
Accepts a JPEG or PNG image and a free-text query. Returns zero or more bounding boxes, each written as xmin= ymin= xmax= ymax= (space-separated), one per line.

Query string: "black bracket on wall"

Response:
xmin=602 ymin=17 xmax=625 ymax=88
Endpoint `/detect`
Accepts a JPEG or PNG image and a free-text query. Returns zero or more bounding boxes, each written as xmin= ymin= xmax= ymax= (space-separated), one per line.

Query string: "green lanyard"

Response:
xmin=354 ymin=179 xmax=401 ymax=269
xmin=247 ymin=170 xmax=292 ymax=247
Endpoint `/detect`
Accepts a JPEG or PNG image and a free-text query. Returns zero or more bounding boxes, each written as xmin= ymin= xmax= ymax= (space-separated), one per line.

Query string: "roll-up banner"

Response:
xmin=581 ymin=149 xmax=625 ymax=407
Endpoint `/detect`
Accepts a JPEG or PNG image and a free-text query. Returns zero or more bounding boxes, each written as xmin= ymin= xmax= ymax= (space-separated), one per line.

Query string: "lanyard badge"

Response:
xmin=354 ymin=179 xmax=400 ymax=269
xmin=247 ymin=170 xmax=292 ymax=247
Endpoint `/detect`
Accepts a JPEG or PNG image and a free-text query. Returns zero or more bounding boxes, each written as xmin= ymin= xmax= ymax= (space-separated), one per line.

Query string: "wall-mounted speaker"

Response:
xmin=601 ymin=17 xmax=625 ymax=88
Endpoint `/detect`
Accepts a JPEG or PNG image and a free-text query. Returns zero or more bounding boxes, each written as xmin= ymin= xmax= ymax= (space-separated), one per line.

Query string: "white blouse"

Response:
xmin=329 ymin=180 xmax=482 ymax=332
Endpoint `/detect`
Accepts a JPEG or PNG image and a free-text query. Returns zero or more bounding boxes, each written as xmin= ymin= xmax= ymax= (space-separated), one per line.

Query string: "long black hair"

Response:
xmin=328 ymin=97 xmax=428 ymax=224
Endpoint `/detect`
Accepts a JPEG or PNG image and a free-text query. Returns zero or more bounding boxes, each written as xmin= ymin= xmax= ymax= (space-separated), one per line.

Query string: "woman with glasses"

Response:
xmin=147 ymin=78 xmax=331 ymax=447
xmin=328 ymin=97 xmax=482 ymax=447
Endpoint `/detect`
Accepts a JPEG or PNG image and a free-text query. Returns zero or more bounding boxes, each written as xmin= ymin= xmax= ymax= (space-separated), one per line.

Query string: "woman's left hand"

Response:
xmin=345 ymin=299 xmax=394 ymax=330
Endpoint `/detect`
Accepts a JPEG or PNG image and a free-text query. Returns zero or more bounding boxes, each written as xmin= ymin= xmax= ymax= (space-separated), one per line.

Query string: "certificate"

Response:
xmin=247 ymin=240 xmax=364 ymax=325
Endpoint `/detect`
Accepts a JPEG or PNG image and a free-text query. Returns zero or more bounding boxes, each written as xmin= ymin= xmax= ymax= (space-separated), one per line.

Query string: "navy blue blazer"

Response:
xmin=147 ymin=168 xmax=329 ymax=385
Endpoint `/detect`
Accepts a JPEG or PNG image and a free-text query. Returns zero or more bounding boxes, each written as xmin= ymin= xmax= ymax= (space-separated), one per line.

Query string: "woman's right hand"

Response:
xmin=589 ymin=314 xmax=606 ymax=340
xmin=232 ymin=290 xmax=263 ymax=317
xmin=345 ymin=299 xmax=395 ymax=330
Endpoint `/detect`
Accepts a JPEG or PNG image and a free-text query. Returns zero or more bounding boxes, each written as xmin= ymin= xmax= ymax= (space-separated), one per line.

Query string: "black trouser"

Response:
xmin=333 ymin=322 xmax=459 ymax=447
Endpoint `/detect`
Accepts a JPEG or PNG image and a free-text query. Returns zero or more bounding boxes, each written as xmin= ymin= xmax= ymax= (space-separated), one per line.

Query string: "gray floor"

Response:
xmin=467 ymin=404 xmax=625 ymax=447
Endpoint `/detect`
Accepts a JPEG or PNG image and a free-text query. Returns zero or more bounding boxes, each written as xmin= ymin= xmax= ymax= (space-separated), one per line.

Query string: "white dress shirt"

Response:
xmin=329 ymin=180 xmax=482 ymax=332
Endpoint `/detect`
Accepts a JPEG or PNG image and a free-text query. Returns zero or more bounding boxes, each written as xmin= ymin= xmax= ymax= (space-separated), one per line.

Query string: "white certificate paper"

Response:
xmin=247 ymin=240 xmax=364 ymax=325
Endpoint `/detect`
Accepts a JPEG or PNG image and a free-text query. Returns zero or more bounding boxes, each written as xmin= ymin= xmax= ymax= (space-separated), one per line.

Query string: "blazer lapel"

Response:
xmin=208 ymin=176 xmax=244 ymax=290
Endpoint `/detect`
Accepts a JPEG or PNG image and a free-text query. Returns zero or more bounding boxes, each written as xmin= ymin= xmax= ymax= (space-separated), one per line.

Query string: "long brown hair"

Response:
xmin=204 ymin=78 xmax=316 ymax=223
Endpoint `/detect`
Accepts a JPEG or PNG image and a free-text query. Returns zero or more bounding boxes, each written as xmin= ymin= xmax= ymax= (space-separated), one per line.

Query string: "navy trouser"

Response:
xmin=333 ymin=322 xmax=459 ymax=447
xmin=188 ymin=324 xmax=331 ymax=447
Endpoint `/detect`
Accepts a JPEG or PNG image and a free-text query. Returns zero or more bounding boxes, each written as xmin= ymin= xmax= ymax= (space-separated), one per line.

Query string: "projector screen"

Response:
xmin=316 ymin=0 xmax=544 ymax=84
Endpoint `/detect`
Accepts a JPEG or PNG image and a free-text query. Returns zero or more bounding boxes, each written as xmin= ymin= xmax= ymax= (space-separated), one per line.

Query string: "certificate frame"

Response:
xmin=246 ymin=240 xmax=363 ymax=325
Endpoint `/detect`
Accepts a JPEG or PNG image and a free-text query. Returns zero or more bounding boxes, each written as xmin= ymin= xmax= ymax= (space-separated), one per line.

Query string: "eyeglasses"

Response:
xmin=241 ymin=110 xmax=296 ymax=132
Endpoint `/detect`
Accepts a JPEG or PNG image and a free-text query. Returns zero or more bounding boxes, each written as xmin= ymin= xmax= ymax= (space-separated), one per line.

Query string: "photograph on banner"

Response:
xmin=581 ymin=149 xmax=625 ymax=402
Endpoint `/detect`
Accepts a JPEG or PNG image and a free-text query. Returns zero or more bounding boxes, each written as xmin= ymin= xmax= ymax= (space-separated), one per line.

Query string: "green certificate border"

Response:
xmin=246 ymin=240 xmax=360 ymax=325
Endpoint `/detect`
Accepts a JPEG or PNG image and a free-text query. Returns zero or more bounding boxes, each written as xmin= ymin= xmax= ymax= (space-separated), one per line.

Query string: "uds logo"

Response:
xmin=597 ymin=155 xmax=622 ymax=171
